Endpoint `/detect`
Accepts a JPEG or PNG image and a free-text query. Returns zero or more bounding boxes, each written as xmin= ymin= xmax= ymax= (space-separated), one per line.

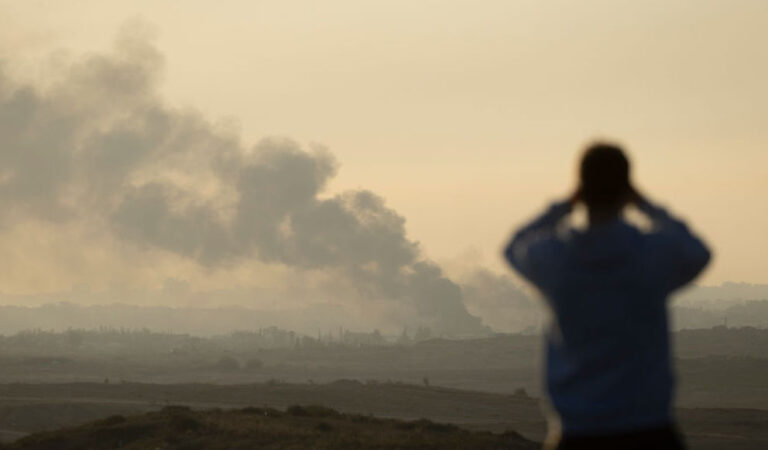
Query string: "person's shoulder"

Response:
xmin=528 ymin=231 xmax=569 ymax=258
xmin=639 ymin=226 xmax=677 ymax=248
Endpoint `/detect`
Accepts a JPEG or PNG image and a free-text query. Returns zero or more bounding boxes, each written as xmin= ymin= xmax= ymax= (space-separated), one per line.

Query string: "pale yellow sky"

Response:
xmin=1 ymin=0 xmax=767 ymax=288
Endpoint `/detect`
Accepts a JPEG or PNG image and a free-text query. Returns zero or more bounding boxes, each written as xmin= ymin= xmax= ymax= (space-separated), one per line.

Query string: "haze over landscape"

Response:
xmin=0 ymin=0 xmax=766 ymax=335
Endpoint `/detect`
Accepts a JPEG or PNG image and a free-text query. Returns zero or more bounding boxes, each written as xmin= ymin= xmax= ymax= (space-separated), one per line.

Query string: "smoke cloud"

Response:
xmin=0 ymin=26 xmax=488 ymax=336
xmin=459 ymin=269 xmax=543 ymax=333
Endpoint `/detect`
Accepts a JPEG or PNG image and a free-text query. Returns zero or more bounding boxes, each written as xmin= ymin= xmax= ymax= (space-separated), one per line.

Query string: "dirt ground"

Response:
xmin=0 ymin=382 xmax=764 ymax=449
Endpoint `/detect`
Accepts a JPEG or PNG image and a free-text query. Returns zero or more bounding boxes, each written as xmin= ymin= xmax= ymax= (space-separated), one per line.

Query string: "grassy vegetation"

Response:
xmin=4 ymin=405 xmax=538 ymax=450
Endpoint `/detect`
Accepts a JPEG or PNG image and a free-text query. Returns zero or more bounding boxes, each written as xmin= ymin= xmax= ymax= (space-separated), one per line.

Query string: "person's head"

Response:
xmin=579 ymin=142 xmax=632 ymax=213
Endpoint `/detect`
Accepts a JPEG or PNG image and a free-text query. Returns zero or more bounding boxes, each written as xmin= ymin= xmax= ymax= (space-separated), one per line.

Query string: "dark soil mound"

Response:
xmin=3 ymin=405 xmax=538 ymax=450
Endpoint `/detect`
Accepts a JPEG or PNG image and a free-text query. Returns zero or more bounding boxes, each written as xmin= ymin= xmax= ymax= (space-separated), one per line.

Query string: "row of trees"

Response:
xmin=0 ymin=325 xmax=441 ymax=357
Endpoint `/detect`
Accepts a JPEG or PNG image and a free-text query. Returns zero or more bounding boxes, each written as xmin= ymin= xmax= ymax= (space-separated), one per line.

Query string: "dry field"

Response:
xmin=0 ymin=382 xmax=764 ymax=449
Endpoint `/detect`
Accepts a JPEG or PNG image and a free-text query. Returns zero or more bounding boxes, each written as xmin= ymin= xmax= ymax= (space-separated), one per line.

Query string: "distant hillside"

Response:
xmin=0 ymin=281 xmax=766 ymax=336
xmin=0 ymin=299 xmax=767 ymax=339
xmin=4 ymin=405 xmax=538 ymax=450
xmin=675 ymin=282 xmax=768 ymax=307
xmin=673 ymin=300 xmax=768 ymax=329
xmin=0 ymin=303 xmax=333 ymax=337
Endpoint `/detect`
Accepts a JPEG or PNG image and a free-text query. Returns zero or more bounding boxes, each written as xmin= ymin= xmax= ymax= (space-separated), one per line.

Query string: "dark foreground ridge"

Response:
xmin=3 ymin=404 xmax=539 ymax=450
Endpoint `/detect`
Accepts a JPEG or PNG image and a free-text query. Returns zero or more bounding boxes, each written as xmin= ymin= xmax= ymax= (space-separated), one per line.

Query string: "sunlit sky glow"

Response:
xmin=1 ymin=0 xmax=766 ymax=297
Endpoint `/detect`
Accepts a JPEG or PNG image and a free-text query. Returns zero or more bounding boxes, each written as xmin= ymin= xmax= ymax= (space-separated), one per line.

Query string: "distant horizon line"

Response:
xmin=0 ymin=280 xmax=766 ymax=297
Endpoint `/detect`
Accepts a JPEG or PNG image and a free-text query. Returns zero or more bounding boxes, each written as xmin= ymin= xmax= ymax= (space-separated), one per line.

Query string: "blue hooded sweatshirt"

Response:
xmin=504 ymin=199 xmax=710 ymax=435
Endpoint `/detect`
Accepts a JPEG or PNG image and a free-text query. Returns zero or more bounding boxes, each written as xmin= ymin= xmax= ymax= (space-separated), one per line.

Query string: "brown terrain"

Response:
xmin=0 ymin=327 xmax=765 ymax=448
xmin=0 ymin=381 xmax=764 ymax=449
xmin=2 ymin=404 xmax=538 ymax=450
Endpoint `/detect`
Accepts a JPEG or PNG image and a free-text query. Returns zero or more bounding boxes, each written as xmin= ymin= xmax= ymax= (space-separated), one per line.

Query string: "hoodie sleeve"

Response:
xmin=637 ymin=199 xmax=712 ymax=293
xmin=503 ymin=200 xmax=572 ymax=289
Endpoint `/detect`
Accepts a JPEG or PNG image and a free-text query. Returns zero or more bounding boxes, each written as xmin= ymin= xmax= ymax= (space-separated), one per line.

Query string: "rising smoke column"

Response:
xmin=0 ymin=27 xmax=488 ymax=336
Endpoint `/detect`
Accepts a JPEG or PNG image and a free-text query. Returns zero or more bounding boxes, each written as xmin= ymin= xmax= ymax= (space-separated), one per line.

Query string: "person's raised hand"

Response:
xmin=569 ymin=186 xmax=582 ymax=207
xmin=627 ymin=185 xmax=645 ymax=206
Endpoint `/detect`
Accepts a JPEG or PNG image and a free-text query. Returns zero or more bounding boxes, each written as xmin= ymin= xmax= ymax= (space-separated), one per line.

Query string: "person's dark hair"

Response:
xmin=579 ymin=142 xmax=631 ymax=209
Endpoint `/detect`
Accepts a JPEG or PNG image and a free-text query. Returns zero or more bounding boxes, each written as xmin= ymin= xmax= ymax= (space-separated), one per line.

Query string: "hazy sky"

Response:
xmin=1 ymin=0 xmax=766 ymax=300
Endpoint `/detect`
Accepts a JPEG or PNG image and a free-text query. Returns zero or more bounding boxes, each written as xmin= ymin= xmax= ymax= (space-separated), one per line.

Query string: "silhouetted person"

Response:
xmin=504 ymin=142 xmax=711 ymax=450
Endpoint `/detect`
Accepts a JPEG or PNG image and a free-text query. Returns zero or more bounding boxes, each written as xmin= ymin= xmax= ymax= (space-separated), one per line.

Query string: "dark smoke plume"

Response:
xmin=0 ymin=27 xmax=488 ymax=336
